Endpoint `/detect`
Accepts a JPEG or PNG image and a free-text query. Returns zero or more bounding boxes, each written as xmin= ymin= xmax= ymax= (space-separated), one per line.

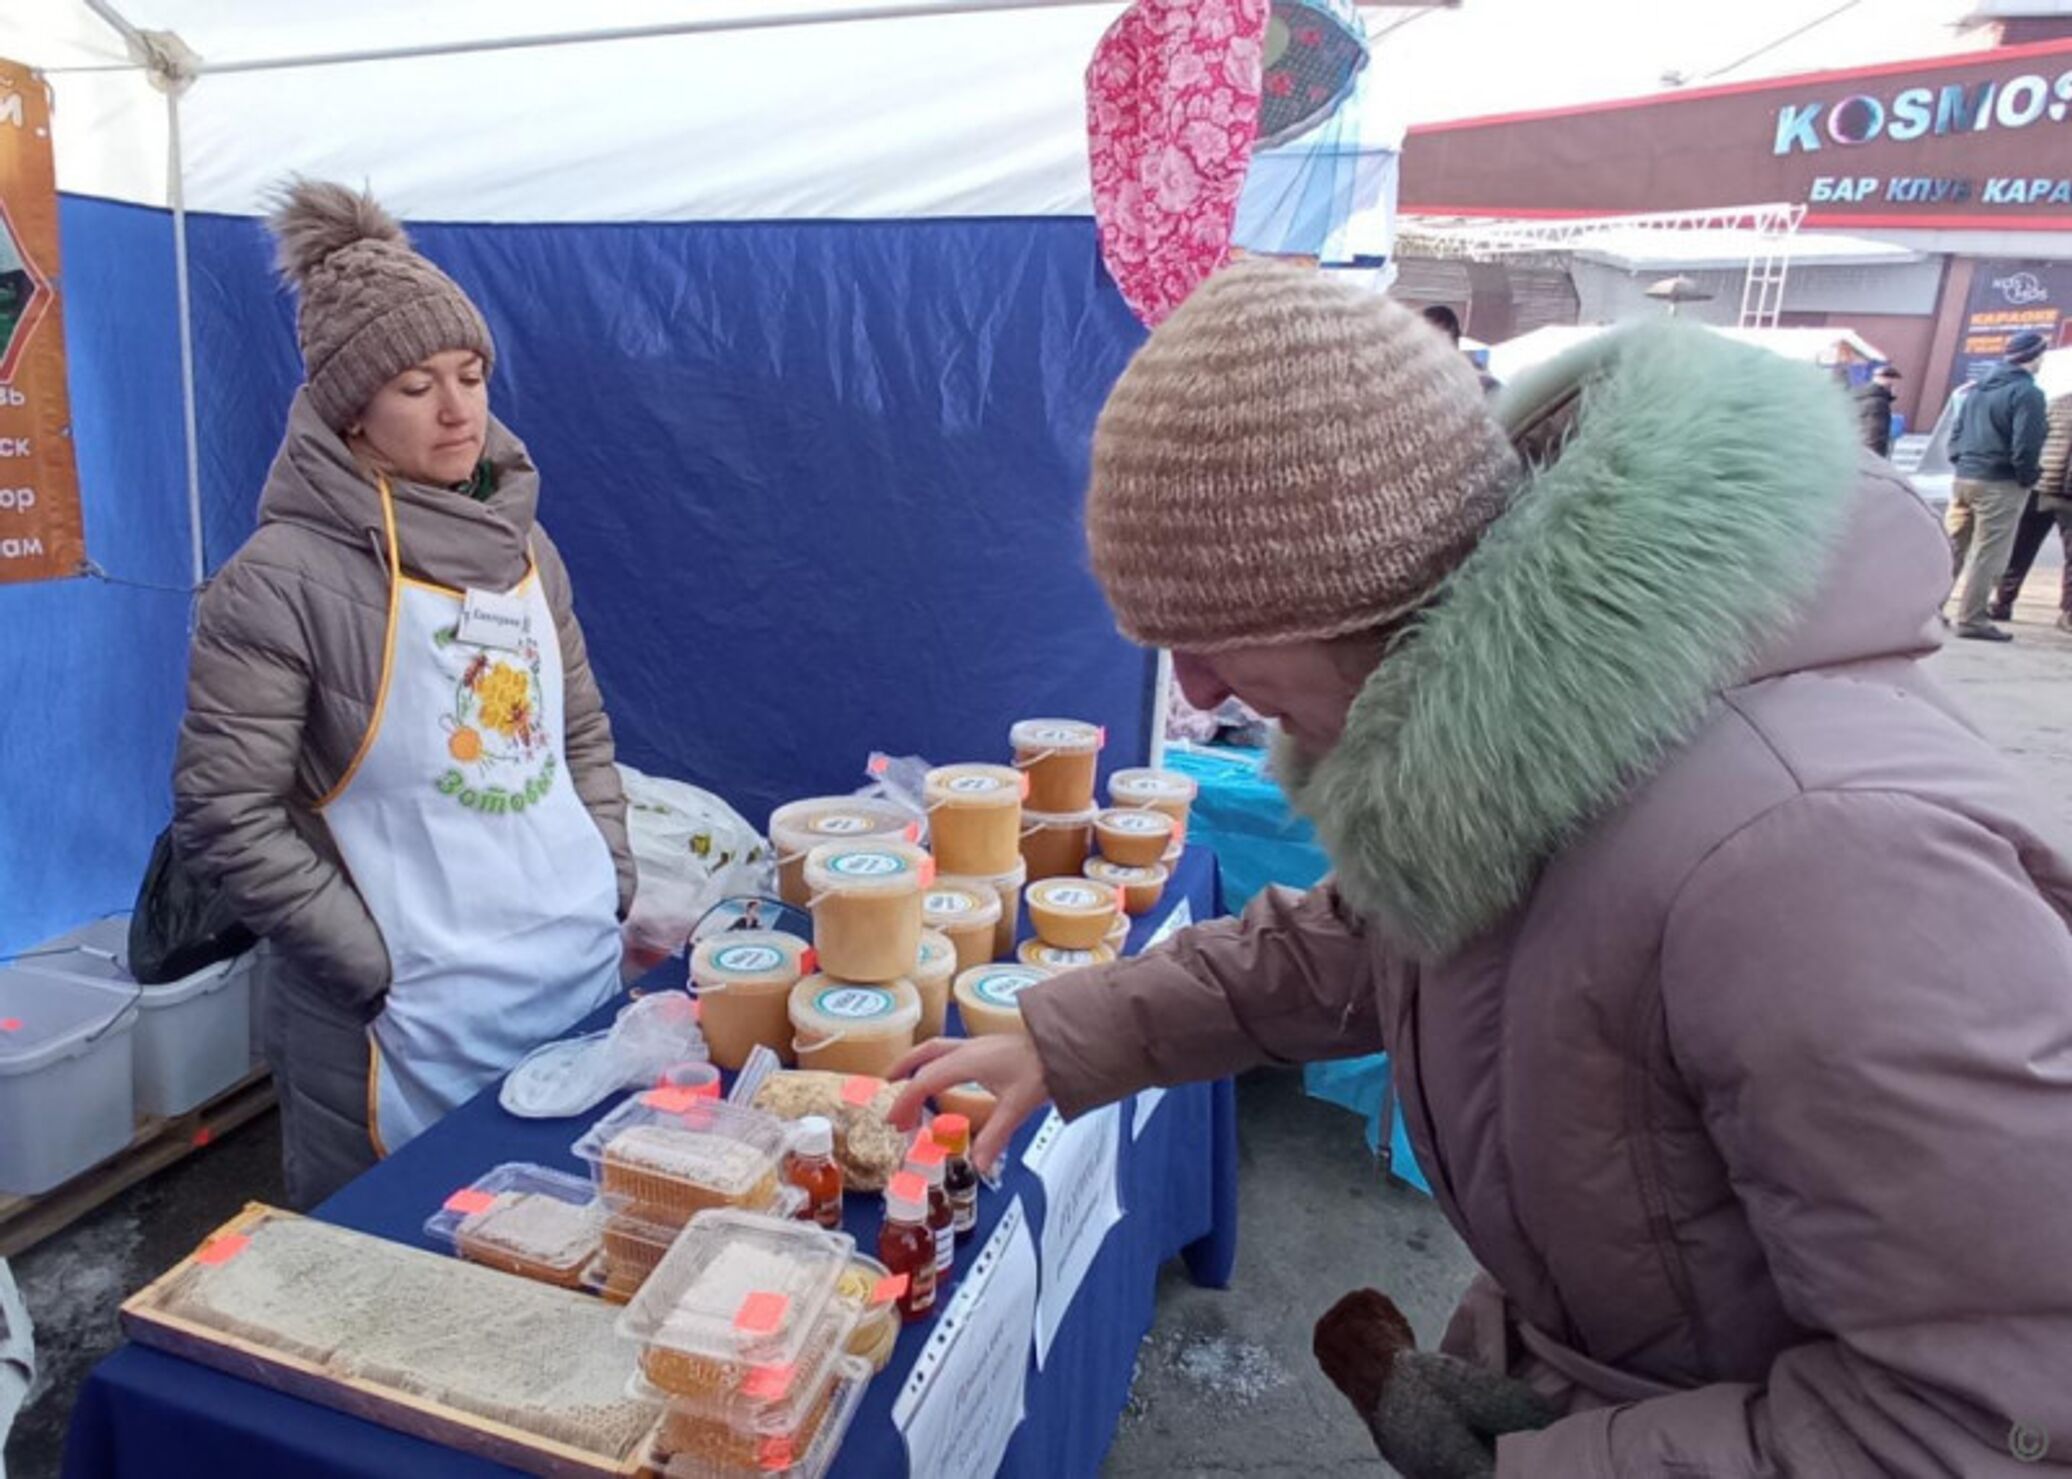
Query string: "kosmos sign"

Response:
xmin=1403 ymin=38 xmax=2072 ymax=228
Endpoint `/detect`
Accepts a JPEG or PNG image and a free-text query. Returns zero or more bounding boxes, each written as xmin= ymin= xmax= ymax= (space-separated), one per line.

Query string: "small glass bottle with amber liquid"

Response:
xmin=879 ymin=1172 xmax=938 ymax=1324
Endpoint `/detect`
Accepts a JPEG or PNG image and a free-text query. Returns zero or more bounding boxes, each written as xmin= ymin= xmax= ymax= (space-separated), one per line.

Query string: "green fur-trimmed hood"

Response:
xmin=1280 ymin=321 xmax=1861 ymax=958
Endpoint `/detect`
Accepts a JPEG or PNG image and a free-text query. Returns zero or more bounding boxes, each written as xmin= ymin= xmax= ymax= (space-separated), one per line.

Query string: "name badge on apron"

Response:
xmin=458 ymin=586 xmax=530 ymax=651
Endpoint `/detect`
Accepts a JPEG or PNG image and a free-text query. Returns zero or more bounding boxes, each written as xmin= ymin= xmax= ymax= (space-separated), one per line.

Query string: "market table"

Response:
xmin=64 ymin=847 xmax=1234 ymax=1479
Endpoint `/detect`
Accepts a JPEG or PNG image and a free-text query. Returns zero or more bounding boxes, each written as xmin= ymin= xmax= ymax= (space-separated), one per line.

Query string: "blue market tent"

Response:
xmin=0 ymin=0 xmax=1204 ymax=958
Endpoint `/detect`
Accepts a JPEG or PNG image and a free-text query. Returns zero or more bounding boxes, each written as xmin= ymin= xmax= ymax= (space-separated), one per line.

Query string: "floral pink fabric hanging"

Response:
xmin=1087 ymin=0 xmax=1270 ymax=328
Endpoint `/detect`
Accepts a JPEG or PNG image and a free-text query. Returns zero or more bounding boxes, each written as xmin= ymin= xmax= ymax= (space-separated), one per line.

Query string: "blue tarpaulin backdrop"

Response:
xmin=1 ymin=200 xmax=1153 ymax=958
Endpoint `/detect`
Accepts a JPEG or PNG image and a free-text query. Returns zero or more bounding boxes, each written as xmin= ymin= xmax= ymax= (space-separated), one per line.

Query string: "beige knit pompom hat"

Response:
xmin=1087 ymin=259 xmax=1522 ymax=652
xmin=265 ymin=178 xmax=496 ymax=432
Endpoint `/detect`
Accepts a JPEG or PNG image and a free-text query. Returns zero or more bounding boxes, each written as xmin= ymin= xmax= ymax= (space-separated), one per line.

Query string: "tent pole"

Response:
xmin=1149 ymin=650 xmax=1173 ymax=769
xmin=167 ymin=87 xmax=205 ymax=603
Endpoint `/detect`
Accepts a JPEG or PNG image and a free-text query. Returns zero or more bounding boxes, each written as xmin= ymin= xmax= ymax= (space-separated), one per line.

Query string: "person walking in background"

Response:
xmin=1854 ymin=362 xmax=1901 ymax=457
xmin=1988 ymin=391 xmax=2072 ymax=632
xmin=1946 ymin=330 xmax=2050 ymax=641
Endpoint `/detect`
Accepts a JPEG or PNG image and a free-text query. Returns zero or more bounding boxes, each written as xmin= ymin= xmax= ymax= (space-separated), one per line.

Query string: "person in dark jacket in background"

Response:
xmin=1990 ymin=392 xmax=2072 ymax=631
xmin=1946 ymin=330 xmax=2050 ymax=641
xmin=1854 ymin=363 xmax=1901 ymax=456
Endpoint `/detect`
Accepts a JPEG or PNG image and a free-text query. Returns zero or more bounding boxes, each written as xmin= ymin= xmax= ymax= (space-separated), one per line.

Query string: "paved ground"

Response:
xmin=7 ymin=575 xmax=2070 ymax=1479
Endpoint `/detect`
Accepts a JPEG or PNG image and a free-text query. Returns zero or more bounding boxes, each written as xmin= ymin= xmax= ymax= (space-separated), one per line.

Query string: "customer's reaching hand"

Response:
xmin=887 ymin=1035 xmax=1052 ymax=1175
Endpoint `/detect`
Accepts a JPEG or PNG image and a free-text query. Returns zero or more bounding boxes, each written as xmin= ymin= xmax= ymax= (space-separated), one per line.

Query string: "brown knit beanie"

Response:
xmin=265 ymin=179 xmax=495 ymax=432
xmin=1087 ymin=259 xmax=1522 ymax=652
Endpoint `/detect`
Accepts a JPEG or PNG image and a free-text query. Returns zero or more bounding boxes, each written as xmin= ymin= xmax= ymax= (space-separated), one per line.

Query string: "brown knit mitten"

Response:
xmin=1314 ymin=1289 xmax=1560 ymax=1479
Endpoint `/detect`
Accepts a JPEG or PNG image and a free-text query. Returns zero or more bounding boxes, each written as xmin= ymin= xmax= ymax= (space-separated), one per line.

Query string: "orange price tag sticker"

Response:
xmin=903 ymin=819 xmax=923 ymax=845
xmin=800 ymin=947 xmax=819 ymax=976
xmin=0 ymin=1018 xmax=20 ymax=1033
xmin=688 ymin=1078 xmax=722 ymax=1100
xmin=917 ymin=857 xmax=938 ymax=888
xmin=842 ymin=1075 xmax=881 ymax=1106
xmin=196 ymin=1233 xmax=251 ymax=1267
xmin=643 ymin=1086 xmax=701 ymax=1114
xmin=868 ymin=755 xmax=890 ymax=777
xmin=690 ymin=996 xmax=703 ymax=1022
xmin=758 ymin=1435 xmax=796 ymax=1471
xmin=907 ymin=1134 xmax=946 ymax=1167
xmin=1018 ymin=771 xmax=1032 ymax=800
xmin=869 ymin=1273 xmax=909 ymax=1305
xmin=744 ymin=1363 xmax=795 ymax=1402
xmin=444 ymin=1188 xmax=496 ymax=1217
xmin=735 ymin=1291 xmax=790 ymax=1336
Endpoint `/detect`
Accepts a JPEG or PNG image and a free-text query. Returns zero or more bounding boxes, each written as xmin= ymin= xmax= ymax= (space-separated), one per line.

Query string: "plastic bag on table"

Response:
xmin=617 ymin=764 xmax=772 ymax=981
xmin=858 ymin=754 xmax=932 ymax=844
xmin=499 ymin=990 xmax=706 ymax=1119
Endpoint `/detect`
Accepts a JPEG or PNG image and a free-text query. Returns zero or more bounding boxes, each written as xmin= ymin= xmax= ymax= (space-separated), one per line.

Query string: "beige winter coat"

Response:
xmin=173 ymin=392 xmax=634 ymax=1017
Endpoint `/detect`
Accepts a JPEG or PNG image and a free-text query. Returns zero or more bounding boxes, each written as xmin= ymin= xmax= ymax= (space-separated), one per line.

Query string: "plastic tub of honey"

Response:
xmin=788 ymin=977 xmax=921 ymax=1078
xmin=922 ymin=879 xmax=1003 ymax=975
xmin=1010 ymin=719 xmax=1105 ymax=814
xmin=952 ymin=964 xmax=1051 ymax=1037
xmin=834 ymin=1255 xmax=902 ymax=1374
xmin=922 ymin=764 xmax=1025 ymax=876
xmin=1084 ymin=857 xmax=1170 ymax=917
xmin=1107 ymin=768 xmax=1198 ymax=826
xmin=574 ymin=1093 xmax=791 ymax=1226
xmin=692 ymin=931 xmax=814 ymax=1070
xmin=965 ymin=858 xmax=1027 ymax=959
xmin=910 ymin=930 xmax=957 ymax=1041
xmin=1017 ymin=939 xmax=1117 ymax=972
xmin=802 ymin=840 xmax=931 ymax=983
xmin=768 ymin=797 xmax=921 ymax=908
xmin=423 ymin=1162 xmax=602 ymax=1289
xmin=1092 ymin=807 xmax=1177 ymax=868
xmin=1103 ymin=914 xmax=1130 ymax=956
xmin=1020 ymin=807 xmax=1097 ymax=881
xmin=937 ymin=1081 xmax=997 ymax=1134
xmin=1024 ymin=878 xmax=1119 ymax=950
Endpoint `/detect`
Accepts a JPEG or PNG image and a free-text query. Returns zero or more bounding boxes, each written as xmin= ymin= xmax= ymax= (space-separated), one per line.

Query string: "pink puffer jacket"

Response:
xmin=1023 ymin=325 xmax=2072 ymax=1475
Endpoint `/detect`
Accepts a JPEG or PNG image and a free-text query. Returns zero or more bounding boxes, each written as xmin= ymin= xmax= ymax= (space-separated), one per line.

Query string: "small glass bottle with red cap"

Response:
xmin=879 ymin=1171 xmax=938 ymax=1323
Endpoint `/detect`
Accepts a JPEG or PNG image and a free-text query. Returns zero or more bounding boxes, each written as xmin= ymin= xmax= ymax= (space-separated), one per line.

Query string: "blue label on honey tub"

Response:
xmin=969 ymin=968 xmax=1045 ymax=1009
xmin=713 ymin=944 xmax=786 ymax=974
xmin=814 ymin=986 xmax=897 ymax=1021
xmin=827 ymin=850 xmax=908 ymax=879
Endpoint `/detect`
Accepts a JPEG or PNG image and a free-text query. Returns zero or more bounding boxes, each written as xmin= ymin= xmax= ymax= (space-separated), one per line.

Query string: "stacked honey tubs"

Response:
xmin=1079 ymin=765 xmax=1196 ymax=941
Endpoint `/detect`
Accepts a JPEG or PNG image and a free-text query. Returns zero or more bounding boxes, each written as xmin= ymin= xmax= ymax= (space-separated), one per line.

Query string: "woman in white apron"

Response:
xmin=174 ymin=182 xmax=633 ymax=1206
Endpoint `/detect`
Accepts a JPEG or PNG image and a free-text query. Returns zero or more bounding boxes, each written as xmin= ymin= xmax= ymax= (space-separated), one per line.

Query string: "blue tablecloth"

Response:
xmin=64 ymin=848 xmax=1233 ymax=1479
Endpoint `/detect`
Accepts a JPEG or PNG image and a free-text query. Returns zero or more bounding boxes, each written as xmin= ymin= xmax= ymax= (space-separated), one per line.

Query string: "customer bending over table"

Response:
xmin=894 ymin=260 xmax=2072 ymax=1478
xmin=175 ymin=182 xmax=634 ymax=1207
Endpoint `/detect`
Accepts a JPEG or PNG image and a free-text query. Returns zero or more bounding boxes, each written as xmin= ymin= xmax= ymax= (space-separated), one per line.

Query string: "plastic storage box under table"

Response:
xmin=15 ymin=915 xmax=251 ymax=1118
xmin=0 ymin=956 xmax=139 ymax=1195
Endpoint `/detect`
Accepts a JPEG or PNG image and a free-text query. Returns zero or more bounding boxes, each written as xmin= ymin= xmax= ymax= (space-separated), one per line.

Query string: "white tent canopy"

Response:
xmin=1489 ymin=322 xmax=1890 ymax=383
xmin=7 ymin=0 xmax=1147 ymax=219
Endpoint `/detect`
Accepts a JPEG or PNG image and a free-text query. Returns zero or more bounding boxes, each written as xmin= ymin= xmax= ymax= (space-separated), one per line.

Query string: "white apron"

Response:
xmin=320 ymin=482 xmax=620 ymax=1154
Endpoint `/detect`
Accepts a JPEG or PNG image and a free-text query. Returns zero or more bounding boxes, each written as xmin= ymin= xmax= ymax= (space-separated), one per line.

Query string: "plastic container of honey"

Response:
xmin=1083 ymin=857 xmax=1170 ymax=917
xmin=1010 ymin=719 xmax=1105 ymax=814
xmin=922 ymin=764 xmax=1025 ymax=876
xmin=952 ymin=964 xmax=1051 ymax=1037
xmin=1020 ymin=807 xmax=1097 ymax=881
xmin=1092 ymin=807 xmax=1177 ymax=868
xmin=964 ymin=859 xmax=1027 ymax=959
xmin=653 ymin=1354 xmax=870 ymax=1479
xmin=619 ymin=1208 xmax=855 ymax=1402
xmin=1017 ymin=939 xmax=1117 ymax=972
xmin=1103 ymin=914 xmax=1130 ymax=956
xmin=1025 ymin=878 xmax=1119 ymax=950
xmin=788 ymin=977 xmax=922 ymax=1077
xmin=1106 ymin=768 xmax=1198 ymax=826
xmin=910 ymin=930 xmax=957 ymax=1041
xmin=598 ymin=1191 xmax=807 ymax=1304
xmin=834 ymin=1255 xmax=903 ymax=1374
xmin=574 ymin=1093 xmax=791 ymax=1227
xmin=937 ymin=1082 xmax=998 ymax=1134
xmin=768 ymin=797 xmax=922 ymax=908
xmin=692 ymin=931 xmax=814 ymax=1070
xmin=922 ymin=879 xmax=1004 ymax=975
xmin=422 ymin=1162 xmax=602 ymax=1289
xmin=802 ymin=841 xmax=931 ymax=983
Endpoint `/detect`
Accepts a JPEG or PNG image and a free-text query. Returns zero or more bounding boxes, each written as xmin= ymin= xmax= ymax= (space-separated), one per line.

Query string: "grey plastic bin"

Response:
xmin=18 ymin=916 xmax=251 ymax=1118
xmin=0 ymin=960 xmax=139 ymax=1195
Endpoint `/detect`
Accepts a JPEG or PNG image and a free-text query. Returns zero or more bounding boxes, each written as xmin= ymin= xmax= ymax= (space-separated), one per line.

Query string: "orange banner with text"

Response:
xmin=0 ymin=60 xmax=85 ymax=585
